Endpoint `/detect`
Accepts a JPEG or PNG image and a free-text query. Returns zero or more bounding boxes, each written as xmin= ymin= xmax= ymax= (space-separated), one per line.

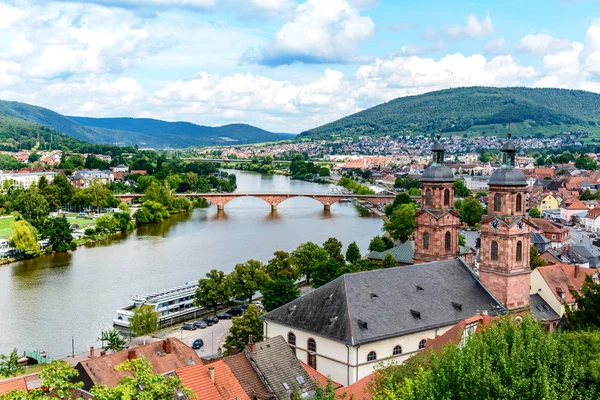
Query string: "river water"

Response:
xmin=0 ymin=170 xmax=383 ymax=357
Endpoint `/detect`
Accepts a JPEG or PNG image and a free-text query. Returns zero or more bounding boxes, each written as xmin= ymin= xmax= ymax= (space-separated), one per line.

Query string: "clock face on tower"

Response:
xmin=518 ymin=221 xmax=524 ymax=230
xmin=490 ymin=220 xmax=499 ymax=231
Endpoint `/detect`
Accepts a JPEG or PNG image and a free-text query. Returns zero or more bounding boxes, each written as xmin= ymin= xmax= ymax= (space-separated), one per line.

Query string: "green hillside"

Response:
xmin=301 ymin=87 xmax=600 ymax=139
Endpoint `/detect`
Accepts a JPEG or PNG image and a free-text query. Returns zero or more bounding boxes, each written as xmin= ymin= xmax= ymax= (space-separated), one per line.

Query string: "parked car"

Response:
xmin=202 ymin=318 xmax=214 ymax=327
xmin=205 ymin=315 xmax=219 ymax=324
xmin=192 ymin=339 xmax=204 ymax=349
xmin=228 ymin=308 xmax=244 ymax=317
xmin=181 ymin=323 xmax=196 ymax=331
xmin=193 ymin=321 xmax=207 ymax=329
xmin=77 ymin=212 xmax=87 ymax=218
xmin=217 ymin=312 xmax=232 ymax=320
xmin=240 ymin=303 xmax=249 ymax=310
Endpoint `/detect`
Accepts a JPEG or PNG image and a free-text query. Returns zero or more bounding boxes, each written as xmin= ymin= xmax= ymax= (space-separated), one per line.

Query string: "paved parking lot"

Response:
xmin=164 ymin=318 xmax=233 ymax=358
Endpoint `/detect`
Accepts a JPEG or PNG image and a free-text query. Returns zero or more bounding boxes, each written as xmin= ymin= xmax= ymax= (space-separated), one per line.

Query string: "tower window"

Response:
xmin=288 ymin=332 xmax=296 ymax=346
xmin=516 ymin=241 xmax=522 ymax=262
xmin=491 ymin=241 xmax=499 ymax=261
xmin=494 ymin=193 xmax=501 ymax=212
xmin=516 ymin=194 xmax=522 ymax=212
xmin=423 ymin=231 xmax=429 ymax=250
xmin=425 ymin=189 xmax=432 ymax=206
xmin=445 ymin=231 xmax=451 ymax=251
xmin=444 ymin=189 xmax=450 ymax=206
xmin=307 ymin=338 xmax=316 ymax=353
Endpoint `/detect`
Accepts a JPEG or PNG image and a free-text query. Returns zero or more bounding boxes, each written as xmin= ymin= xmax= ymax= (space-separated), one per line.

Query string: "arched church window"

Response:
xmin=445 ymin=231 xmax=451 ymax=251
xmin=425 ymin=189 xmax=432 ymax=206
xmin=494 ymin=193 xmax=502 ymax=212
xmin=444 ymin=189 xmax=450 ymax=206
xmin=491 ymin=241 xmax=499 ymax=261
xmin=516 ymin=194 xmax=522 ymax=212
xmin=516 ymin=241 xmax=523 ymax=262
xmin=423 ymin=232 xmax=429 ymax=250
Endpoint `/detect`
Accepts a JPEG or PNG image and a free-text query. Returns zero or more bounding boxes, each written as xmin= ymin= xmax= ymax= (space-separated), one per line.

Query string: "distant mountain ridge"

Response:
xmin=301 ymin=87 xmax=600 ymax=139
xmin=0 ymin=100 xmax=293 ymax=148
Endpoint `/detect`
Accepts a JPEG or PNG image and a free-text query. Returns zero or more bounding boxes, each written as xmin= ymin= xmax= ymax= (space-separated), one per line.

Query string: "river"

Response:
xmin=0 ymin=170 xmax=383 ymax=357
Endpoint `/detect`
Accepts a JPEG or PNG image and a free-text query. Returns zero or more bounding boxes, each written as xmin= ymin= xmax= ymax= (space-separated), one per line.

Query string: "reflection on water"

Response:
xmin=0 ymin=170 xmax=383 ymax=357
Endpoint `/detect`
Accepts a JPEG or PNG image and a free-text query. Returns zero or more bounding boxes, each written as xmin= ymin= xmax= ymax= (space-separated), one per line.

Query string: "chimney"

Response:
xmin=128 ymin=349 xmax=136 ymax=360
xmin=100 ymin=350 xmax=106 ymax=357
xmin=230 ymin=346 xmax=237 ymax=355
xmin=163 ymin=338 xmax=172 ymax=354
xmin=89 ymin=346 xmax=94 ymax=358
xmin=208 ymin=366 xmax=215 ymax=384
xmin=248 ymin=335 xmax=255 ymax=353
xmin=574 ymin=264 xmax=580 ymax=279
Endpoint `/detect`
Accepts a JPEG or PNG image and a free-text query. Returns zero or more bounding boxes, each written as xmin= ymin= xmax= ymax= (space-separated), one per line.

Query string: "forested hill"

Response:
xmin=301 ymin=87 xmax=600 ymax=139
xmin=0 ymin=100 xmax=293 ymax=148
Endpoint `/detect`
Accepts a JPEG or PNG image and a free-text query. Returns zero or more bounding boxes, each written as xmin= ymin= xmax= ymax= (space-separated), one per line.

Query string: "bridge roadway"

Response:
xmin=115 ymin=192 xmax=395 ymax=211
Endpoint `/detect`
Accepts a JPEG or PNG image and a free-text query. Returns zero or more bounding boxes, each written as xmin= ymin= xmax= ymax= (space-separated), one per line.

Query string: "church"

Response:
xmin=262 ymin=135 xmax=550 ymax=386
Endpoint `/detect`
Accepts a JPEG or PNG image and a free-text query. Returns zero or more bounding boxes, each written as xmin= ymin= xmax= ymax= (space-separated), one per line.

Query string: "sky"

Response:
xmin=0 ymin=0 xmax=600 ymax=133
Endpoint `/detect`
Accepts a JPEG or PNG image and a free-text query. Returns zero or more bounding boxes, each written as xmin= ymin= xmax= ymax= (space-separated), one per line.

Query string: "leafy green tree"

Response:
xmin=223 ymin=305 xmax=264 ymax=355
xmin=318 ymin=167 xmax=331 ymax=177
xmin=291 ymin=242 xmax=328 ymax=284
xmin=368 ymin=236 xmax=387 ymax=252
xmin=95 ymin=214 xmax=120 ymax=233
xmin=38 ymin=360 xmax=83 ymax=399
xmin=381 ymin=253 xmax=397 ymax=269
xmin=194 ymin=270 xmax=232 ymax=316
xmin=354 ymin=259 xmax=375 ymax=272
xmin=266 ymin=251 xmax=299 ymax=281
xmin=408 ymin=187 xmax=421 ymax=197
xmin=459 ymin=233 xmax=466 ymax=247
xmin=566 ymin=275 xmax=600 ymax=331
xmin=580 ymin=188 xmax=595 ymax=201
xmin=454 ymin=180 xmax=471 ymax=197
xmin=0 ymin=348 xmax=24 ymax=378
xmin=129 ymin=305 xmax=159 ymax=337
xmin=262 ymin=278 xmax=300 ymax=312
xmin=9 ymin=219 xmax=39 ymax=256
xmin=575 ymin=155 xmax=597 ymax=171
xmin=91 ymin=357 xmax=193 ymax=400
xmin=323 ymin=237 xmax=345 ymax=264
xmin=312 ymin=259 xmax=341 ymax=288
xmin=459 ymin=197 xmax=485 ymax=227
xmin=383 ymin=204 xmax=415 ymax=242
xmin=230 ymin=260 xmax=269 ymax=304
xmin=345 ymin=242 xmax=361 ymax=264
xmin=51 ymin=173 xmax=74 ymax=206
xmin=113 ymin=211 xmax=133 ymax=232
xmin=528 ymin=207 xmax=542 ymax=218
xmin=312 ymin=378 xmax=338 ymax=400
xmin=384 ymin=193 xmax=414 ymax=215
xmin=530 ymin=245 xmax=547 ymax=269
xmin=18 ymin=187 xmax=49 ymax=226
xmin=133 ymin=200 xmax=169 ymax=225
xmin=99 ymin=329 xmax=127 ymax=353
xmin=40 ymin=216 xmax=73 ymax=251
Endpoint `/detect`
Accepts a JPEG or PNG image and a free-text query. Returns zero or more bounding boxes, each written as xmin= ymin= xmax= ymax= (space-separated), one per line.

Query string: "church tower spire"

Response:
xmin=479 ymin=132 xmax=532 ymax=311
xmin=413 ymin=135 xmax=461 ymax=263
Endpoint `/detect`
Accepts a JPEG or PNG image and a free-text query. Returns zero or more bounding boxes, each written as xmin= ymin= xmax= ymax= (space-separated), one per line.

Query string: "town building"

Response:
xmin=584 ymin=208 xmax=600 ymax=232
xmin=530 ymin=218 xmax=570 ymax=249
xmin=0 ymin=171 xmax=56 ymax=189
xmin=560 ymin=198 xmax=588 ymax=224
xmin=70 ymin=169 xmax=114 ymax=189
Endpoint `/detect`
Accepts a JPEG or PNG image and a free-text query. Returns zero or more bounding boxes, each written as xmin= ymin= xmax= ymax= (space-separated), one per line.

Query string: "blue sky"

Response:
xmin=0 ymin=0 xmax=599 ymax=133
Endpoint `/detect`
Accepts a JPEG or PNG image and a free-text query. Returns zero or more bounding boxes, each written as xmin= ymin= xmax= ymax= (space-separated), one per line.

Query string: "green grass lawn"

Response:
xmin=0 ymin=215 xmax=14 ymax=238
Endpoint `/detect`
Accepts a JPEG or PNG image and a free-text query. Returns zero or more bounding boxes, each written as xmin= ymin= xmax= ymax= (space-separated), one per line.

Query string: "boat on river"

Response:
xmin=113 ymin=282 xmax=202 ymax=328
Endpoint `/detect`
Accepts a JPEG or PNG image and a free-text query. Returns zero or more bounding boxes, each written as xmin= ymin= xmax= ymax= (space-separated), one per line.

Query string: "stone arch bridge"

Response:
xmin=114 ymin=193 xmax=395 ymax=211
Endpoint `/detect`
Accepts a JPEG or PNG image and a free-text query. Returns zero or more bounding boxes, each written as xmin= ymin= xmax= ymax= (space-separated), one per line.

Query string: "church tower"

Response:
xmin=413 ymin=136 xmax=461 ymax=263
xmin=479 ymin=133 xmax=533 ymax=311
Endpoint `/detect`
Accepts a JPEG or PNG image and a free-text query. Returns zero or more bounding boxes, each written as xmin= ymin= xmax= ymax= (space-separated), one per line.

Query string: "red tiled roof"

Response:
xmin=176 ymin=360 xmax=249 ymax=400
xmin=530 ymin=218 xmax=568 ymax=235
xmin=223 ymin=353 xmax=270 ymax=400
xmin=587 ymin=208 xmax=600 ymax=219
xmin=536 ymin=264 xmax=596 ymax=304
xmin=301 ymin=361 xmax=343 ymax=390
xmin=425 ymin=314 xmax=499 ymax=353
xmin=563 ymin=199 xmax=588 ymax=210
xmin=334 ymin=373 xmax=374 ymax=400
xmin=0 ymin=377 xmax=27 ymax=394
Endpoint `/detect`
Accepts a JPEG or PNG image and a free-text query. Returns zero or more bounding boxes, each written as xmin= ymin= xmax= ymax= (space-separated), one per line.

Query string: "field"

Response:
xmin=0 ymin=214 xmax=96 ymax=238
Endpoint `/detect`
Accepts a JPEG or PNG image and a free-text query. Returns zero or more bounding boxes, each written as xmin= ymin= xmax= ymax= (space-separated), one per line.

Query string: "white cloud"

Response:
xmin=484 ymin=38 xmax=505 ymax=54
xmin=243 ymin=0 xmax=375 ymax=65
xmin=517 ymin=33 xmax=577 ymax=54
xmin=0 ymin=3 xmax=25 ymax=29
xmin=0 ymin=61 xmax=21 ymax=86
xmin=447 ymin=13 xmax=493 ymax=38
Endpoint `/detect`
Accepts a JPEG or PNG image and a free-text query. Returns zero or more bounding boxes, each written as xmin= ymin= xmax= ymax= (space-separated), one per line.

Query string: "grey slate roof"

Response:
xmin=530 ymin=294 xmax=560 ymax=322
xmin=421 ymin=164 xmax=455 ymax=182
xmin=263 ymin=259 xmax=505 ymax=345
xmin=367 ymin=241 xmax=414 ymax=264
xmin=489 ymin=167 xmax=527 ymax=186
xmin=247 ymin=336 xmax=315 ymax=400
xmin=572 ymin=242 xmax=600 ymax=268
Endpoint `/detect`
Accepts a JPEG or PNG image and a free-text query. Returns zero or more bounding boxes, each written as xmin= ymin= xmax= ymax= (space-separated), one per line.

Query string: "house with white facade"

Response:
xmin=584 ymin=208 xmax=600 ymax=232
xmin=262 ymin=259 xmax=504 ymax=386
xmin=0 ymin=171 xmax=56 ymax=189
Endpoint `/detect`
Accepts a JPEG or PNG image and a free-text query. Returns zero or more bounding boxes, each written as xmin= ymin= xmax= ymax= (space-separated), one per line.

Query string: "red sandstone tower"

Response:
xmin=413 ymin=136 xmax=461 ymax=263
xmin=479 ymin=133 xmax=533 ymax=311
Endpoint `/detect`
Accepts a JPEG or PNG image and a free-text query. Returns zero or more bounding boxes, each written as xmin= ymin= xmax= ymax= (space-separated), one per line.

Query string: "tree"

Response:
xmin=575 ymin=155 xmax=597 ymax=171
xmin=40 ymin=216 xmax=73 ymax=251
xmin=91 ymin=357 xmax=193 ymax=400
xmin=38 ymin=360 xmax=83 ymax=399
xmin=0 ymin=348 xmax=24 ymax=378
xmin=459 ymin=233 xmax=466 ymax=247
xmin=291 ymin=242 xmax=328 ymax=284
xmin=266 ymin=251 xmax=299 ymax=281
xmin=223 ymin=304 xmax=264 ymax=355
xmin=129 ymin=305 xmax=159 ymax=337
xmin=95 ymin=214 xmax=120 ymax=233
xmin=454 ymin=180 xmax=471 ymax=197
xmin=10 ymin=219 xmax=39 ymax=256
xmin=194 ymin=269 xmax=232 ymax=316
xmin=528 ymin=207 xmax=542 ymax=218
xmin=580 ymin=188 xmax=595 ymax=201
xmin=230 ymin=260 xmax=269 ymax=304
xmin=28 ymin=153 xmax=41 ymax=163
xmin=99 ymin=329 xmax=127 ymax=353
xmin=368 ymin=236 xmax=386 ymax=252
xmin=262 ymin=278 xmax=300 ymax=312
xmin=459 ymin=197 xmax=485 ymax=227
xmin=312 ymin=259 xmax=341 ymax=288
xmin=530 ymin=245 xmax=547 ymax=269
xmin=318 ymin=167 xmax=331 ymax=177
xmin=51 ymin=173 xmax=74 ymax=206
xmin=383 ymin=204 xmax=415 ymax=242
xmin=381 ymin=253 xmax=397 ymax=269
xmin=566 ymin=275 xmax=600 ymax=330
xmin=384 ymin=193 xmax=414 ymax=215
xmin=18 ymin=187 xmax=49 ymax=226
xmin=323 ymin=237 xmax=345 ymax=264
xmin=345 ymin=242 xmax=361 ymax=264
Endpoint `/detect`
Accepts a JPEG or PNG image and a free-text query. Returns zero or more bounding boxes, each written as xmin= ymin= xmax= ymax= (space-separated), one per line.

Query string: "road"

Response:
xmin=161 ymin=319 xmax=233 ymax=359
